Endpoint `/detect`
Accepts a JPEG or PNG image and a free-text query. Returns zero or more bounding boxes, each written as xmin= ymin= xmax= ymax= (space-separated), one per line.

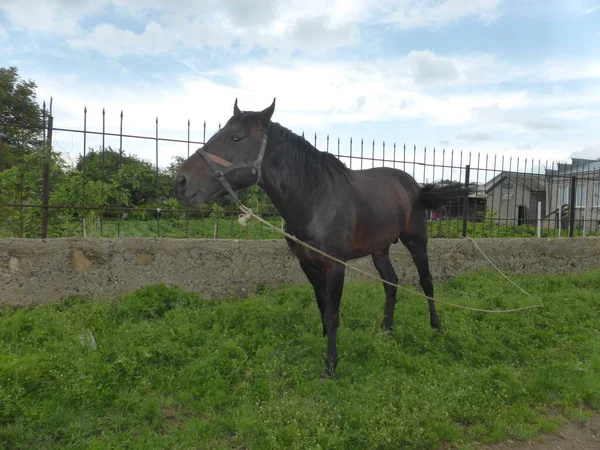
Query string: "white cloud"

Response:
xmin=26 ymin=47 xmax=599 ymax=172
xmin=572 ymin=143 xmax=600 ymax=160
xmin=2 ymin=0 xmax=507 ymax=57
xmin=2 ymin=0 xmax=368 ymax=55
xmin=381 ymin=0 xmax=504 ymax=30
xmin=584 ymin=4 xmax=600 ymax=14
xmin=0 ymin=0 xmax=103 ymax=36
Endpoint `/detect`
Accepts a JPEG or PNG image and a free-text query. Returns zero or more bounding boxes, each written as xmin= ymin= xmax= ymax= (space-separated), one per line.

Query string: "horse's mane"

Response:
xmin=267 ymin=121 xmax=350 ymax=193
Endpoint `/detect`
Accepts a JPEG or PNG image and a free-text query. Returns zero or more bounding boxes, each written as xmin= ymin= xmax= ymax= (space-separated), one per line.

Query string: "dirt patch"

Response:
xmin=473 ymin=414 xmax=600 ymax=450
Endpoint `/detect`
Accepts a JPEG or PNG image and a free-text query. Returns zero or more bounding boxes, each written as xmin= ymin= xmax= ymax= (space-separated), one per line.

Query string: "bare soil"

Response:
xmin=474 ymin=414 xmax=600 ymax=450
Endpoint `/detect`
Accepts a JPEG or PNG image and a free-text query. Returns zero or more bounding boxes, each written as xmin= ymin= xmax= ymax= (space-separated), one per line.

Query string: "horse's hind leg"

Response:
xmin=400 ymin=235 xmax=441 ymax=331
xmin=371 ymin=247 xmax=398 ymax=331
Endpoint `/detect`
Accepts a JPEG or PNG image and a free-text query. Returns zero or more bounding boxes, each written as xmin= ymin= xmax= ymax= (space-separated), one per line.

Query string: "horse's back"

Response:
xmin=346 ymin=167 xmax=423 ymax=257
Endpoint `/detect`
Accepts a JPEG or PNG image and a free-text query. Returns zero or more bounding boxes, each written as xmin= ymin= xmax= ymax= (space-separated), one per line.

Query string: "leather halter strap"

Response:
xmin=194 ymin=131 xmax=268 ymax=204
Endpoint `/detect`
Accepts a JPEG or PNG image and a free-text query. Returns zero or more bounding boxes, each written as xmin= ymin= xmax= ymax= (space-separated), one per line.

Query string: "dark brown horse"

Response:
xmin=175 ymin=98 xmax=472 ymax=377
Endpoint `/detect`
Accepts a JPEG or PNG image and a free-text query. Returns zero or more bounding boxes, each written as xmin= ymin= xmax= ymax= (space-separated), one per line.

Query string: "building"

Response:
xmin=483 ymin=158 xmax=600 ymax=233
xmin=483 ymin=173 xmax=546 ymax=226
xmin=544 ymin=159 xmax=600 ymax=233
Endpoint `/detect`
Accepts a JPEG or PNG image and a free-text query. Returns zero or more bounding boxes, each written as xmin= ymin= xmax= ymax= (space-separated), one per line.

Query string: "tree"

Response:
xmin=0 ymin=66 xmax=46 ymax=172
xmin=0 ymin=66 xmax=68 ymax=237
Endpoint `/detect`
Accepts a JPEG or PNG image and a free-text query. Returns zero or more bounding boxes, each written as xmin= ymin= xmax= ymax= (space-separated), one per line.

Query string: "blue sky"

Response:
xmin=1 ymin=0 xmax=599 ymax=182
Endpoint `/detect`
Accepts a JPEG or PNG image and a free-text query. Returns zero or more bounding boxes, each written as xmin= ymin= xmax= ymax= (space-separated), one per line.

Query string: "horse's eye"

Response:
xmin=231 ymin=135 xmax=241 ymax=142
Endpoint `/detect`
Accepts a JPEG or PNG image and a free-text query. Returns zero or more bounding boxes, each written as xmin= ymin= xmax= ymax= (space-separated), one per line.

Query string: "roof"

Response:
xmin=546 ymin=159 xmax=600 ymax=177
xmin=485 ymin=172 xmax=546 ymax=193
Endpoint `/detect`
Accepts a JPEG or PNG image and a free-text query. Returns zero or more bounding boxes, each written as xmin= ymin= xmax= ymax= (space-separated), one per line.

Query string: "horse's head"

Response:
xmin=175 ymin=98 xmax=276 ymax=208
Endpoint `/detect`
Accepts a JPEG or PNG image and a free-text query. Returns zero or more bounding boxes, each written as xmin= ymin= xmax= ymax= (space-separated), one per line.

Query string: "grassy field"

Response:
xmin=1 ymin=271 xmax=599 ymax=449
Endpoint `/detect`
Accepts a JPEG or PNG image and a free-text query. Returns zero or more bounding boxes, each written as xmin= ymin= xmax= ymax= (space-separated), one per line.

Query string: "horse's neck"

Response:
xmin=258 ymin=136 xmax=327 ymax=230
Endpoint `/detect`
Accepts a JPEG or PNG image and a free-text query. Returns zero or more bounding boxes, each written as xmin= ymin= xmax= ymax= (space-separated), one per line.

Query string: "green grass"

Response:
xmin=1 ymin=271 xmax=600 ymax=449
xmin=4 ymin=210 xmax=598 ymax=239
xmin=45 ymin=215 xmax=286 ymax=239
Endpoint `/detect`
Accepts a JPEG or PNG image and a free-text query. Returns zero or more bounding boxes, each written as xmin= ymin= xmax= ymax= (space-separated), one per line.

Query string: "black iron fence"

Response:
xmin=1 ymin=98 xmax=599 ymax=240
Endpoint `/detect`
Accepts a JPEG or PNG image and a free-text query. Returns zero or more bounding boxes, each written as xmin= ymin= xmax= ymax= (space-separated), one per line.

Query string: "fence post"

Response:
xmin=41 ymin=113 xmax=53 ymax=239
xmin=462 ymin=164 xmax=470 ymax=238
xmin=0 ymin=97 xmax=4 ymax=175
xmin=537 ymin=201 xmax=542 ymax=238
xmin=568 ymin=176 xmax=576 ymax=238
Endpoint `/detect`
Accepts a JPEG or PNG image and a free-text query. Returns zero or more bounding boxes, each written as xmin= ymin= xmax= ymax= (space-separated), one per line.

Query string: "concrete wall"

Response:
xmin=1 ymin=237 xmax=600 ymax=306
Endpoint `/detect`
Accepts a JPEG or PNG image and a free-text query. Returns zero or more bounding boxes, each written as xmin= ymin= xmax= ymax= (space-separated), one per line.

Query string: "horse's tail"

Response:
xmin=417 ymin=182 xmax=475 ymax=210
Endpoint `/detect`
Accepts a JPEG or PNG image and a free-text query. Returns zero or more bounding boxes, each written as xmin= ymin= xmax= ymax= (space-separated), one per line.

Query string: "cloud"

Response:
xmin=571 ymin=143 xmax=600 ymax=160
xmin=67 ymin=22 xmax=179 ymax=57
xmin=0 ymin=0 xmax=103 ymax=36
xmin=381 ymin=0 xmax=504 ymax=30
xmin=457 ymin=132 xmax=493 ymax=142
xmin=584 ymin=4 xmax=600 ymax=14
xmin=3 ymin=0 xmax=367 ymax=56
xmin=470 ymin=104 xmax=569 ymax=135
xmin=404 ymin=50 xmax=460 ymax=85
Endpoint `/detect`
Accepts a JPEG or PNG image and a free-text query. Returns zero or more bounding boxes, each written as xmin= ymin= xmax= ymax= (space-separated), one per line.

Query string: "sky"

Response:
xmin=1 ymin=0 xmax=600 ymax=183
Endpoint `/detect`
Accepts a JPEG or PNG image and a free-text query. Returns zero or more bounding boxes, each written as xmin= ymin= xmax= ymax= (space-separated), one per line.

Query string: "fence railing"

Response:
xmin=1 ymin=99 xmax=599 ymax=240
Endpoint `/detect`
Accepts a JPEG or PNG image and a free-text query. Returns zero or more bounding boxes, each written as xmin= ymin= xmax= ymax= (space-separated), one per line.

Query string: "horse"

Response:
xmin=174 ymin=98 xmax=473 ymax=378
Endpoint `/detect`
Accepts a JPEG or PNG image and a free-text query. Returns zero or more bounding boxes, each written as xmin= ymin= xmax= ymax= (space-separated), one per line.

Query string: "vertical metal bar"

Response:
xmin=0 ymin=97 xmax=4 ymax=176
xmin=441 ymin=148 xmax=445 ymax=185
xmin=462 ymin=165 xmax=471 ymax=237
xmin=383 ymin=141 xmax=386 ymax=168
xmin=432 ymin=148 xmax=436 ymax=187
xmin=472 ymin=152 xmax=481 ymax=237
xmin=41 ymin=102 xmax=52 ymax=239
xmin=18 ymin=102 xmax=25 ymax=237
xmin=569 ymin=175 xmax=576 ymax=237
xmin=41 ymin=101 xmax=47 ymax=236
xmin=82 ymin=106 xmax=87 ymax=236
xmin=423 ymin=146 xmax=427 ymax=184
xmin=155 ymin=116 xmax=160 ymax=237
xmin=118 ymin=110 xmax=123 ymax=237
xmin=100 ymin=108 xmax=106 ymax=237
xmin=537 ymin=158 xmax=542 ymax=236
xmin=593 ymin=164 xmax=599 ymax=237
xmin=393 ymin=143 xmax=396 ymax=169
xmin=432 ymin=147 xmax=437 ymax=233
xmin=186 ymin=118 xmax=190 ymax=237
xmin=314 ymin=132 xmax=317 ymax=148
xmin=519 ymin=158 xmax=527 ymax=236
xmin=586 ymin=161 xmax=592 ymax=237
xmin=372 ymin=139 xmax=375 ymax=169
xmin=544 ymin=160 xmax=552 ymax=237
xmin=449 ymin=149 xmax=454 ymax=235
xmin=490 ymin=154 xmax=497 ymax=235
xmin=349 ymin=137 xmax=353 ymax=170
xmin=505 ymin=156 xmax=512 ymax=233
xmin=327 ymin=134 xmax=330 ymax=153
xmin=412 ymin=144 xmax=416 ymax=178
xmin=482 ymin=152 xmax=489 ymax=236
xmin=403 ymin=144 xmax=406 ymax=173
xmin=201 ymin=120 xmax=206 ymax=237
xmin=360 ymin=138 xmax=364 ymax=169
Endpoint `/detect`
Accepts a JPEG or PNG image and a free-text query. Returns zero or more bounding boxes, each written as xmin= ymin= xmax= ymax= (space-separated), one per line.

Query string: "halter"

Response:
xmin=195 ymin=130 xmax=268 ymax=204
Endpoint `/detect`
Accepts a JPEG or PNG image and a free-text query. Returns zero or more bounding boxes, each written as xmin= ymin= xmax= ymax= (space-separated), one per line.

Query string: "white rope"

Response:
xmin=237 ymin=204 xmax=544 ymax=313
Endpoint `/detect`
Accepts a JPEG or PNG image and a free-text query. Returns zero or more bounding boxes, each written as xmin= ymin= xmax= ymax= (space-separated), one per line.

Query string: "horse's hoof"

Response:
xmin=380 ymin=321 xmax=394 ymax=333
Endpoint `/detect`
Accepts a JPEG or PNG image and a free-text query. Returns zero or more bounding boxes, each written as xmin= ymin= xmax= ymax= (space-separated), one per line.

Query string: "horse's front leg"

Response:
xmin=322 ymin=262 xmax=346 ymax=377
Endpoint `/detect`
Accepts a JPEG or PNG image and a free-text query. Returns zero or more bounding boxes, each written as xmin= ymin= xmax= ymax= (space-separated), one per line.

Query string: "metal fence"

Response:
xmin=1 ymin=99 xmax=599 ymax=240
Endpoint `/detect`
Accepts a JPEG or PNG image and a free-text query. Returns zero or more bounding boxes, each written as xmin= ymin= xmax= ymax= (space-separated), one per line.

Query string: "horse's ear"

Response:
xmin=233 ymin=98 xmax=242 ymax=118
xmin=257 ymin=97 xmax=276 ymax=125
